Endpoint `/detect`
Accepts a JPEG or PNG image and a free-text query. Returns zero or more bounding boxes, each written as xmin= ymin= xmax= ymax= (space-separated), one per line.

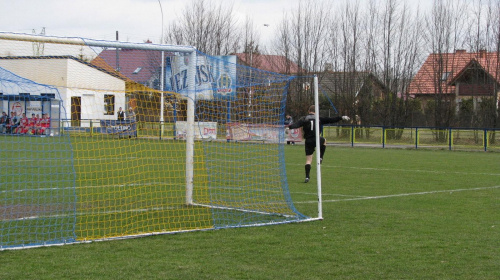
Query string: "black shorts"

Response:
xmin=304 ymin=137 xmax=325 ymax=156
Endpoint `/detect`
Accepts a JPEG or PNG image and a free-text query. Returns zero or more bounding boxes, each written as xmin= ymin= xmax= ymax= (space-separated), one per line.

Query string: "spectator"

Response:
xmin=15 ymin=113 xmax=29 ymax=134
xmin=117 ymin=107 xmax=125 ymax=121
xmin=33 ymin=114 xmax=41 ymax=134
xmin=25 ymin=113 xmax=36 ymax=134
xmin=7 ymin=112 xmax=20 ymax=134
xmin=37 ymin=113 xmax=51 ymax=135
xmin=127 ymin=108 xmax=136 ymax=122
xmin=0 ymin=112 xmax=8 ymax=133
xmin=284 ymin=114 xmax=295 ymax=145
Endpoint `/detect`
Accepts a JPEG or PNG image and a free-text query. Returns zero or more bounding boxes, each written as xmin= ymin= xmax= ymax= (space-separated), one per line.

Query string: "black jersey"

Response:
xmin=288 ymin=114 xmax=342 ymax=140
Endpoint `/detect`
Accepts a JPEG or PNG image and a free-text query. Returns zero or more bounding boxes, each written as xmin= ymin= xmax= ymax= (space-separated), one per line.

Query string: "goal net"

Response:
xmin=0 ymin=33 xmax=311 ymax=250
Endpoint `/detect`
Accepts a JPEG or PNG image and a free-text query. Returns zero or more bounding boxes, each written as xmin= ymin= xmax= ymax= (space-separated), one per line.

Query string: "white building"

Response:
xmin=0 ymin=56 xmax=126 ymax=127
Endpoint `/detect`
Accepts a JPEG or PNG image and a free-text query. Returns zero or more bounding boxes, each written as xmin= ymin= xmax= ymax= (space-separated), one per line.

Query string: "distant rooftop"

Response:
xmin=235 ymin=53 xmax=302 ymax=74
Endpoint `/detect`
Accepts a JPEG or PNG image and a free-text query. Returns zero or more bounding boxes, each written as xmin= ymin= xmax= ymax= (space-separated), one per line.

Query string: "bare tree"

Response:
xmin=330 ymin=0 xmax=363 ymax=119
xmin=493 ymin=1 xmax=500 ymax=127
xmin=472 ymin=0 xmax=500 ymax=129
xmin=422 ymin=0 xmax=468 ymax=131
xmin=240 ymin=16 xmax=261 ymax=64
xmin=373 ymin=0 xmax=423 ymax=129
xmin=273 ymin=0 xmax=332 ymax=117
xmin=321 ymin=0 xmax=422 ymax=129
xmin=274 ymin=0 xmax=331 ymax=73
xmin=165 ymin=0 xmax=240 ymax=55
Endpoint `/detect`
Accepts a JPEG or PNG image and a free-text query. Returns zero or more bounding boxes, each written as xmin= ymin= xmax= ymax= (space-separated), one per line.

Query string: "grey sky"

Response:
xmin=0 ymin=0 xmax=297 ymax=45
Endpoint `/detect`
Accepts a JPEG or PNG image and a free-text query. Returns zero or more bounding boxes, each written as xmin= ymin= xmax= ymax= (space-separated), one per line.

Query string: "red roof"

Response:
xmin=93 ymin=49 xmax=162 ymax=84
xmin=235 ymin=53 xmax=302 ymax=74
xmin=408 ymin=50 xmax=500 ymax=96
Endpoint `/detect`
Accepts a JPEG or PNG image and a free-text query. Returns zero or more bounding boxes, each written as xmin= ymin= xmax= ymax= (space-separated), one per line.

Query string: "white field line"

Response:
xmin=294 ymin=185 xmax=500 ymax=204
xmin=288 ymin=163 xmax=500 ymax=177
xmin=8 ymin=205 xmax=181 ymax=222
xmin=0 ymin=182 xmax=180 ymax=194
xmin=3 ymin=157 xmax=180 ymax=164
xmin=292 ymin=191 xmax=363 ymax=198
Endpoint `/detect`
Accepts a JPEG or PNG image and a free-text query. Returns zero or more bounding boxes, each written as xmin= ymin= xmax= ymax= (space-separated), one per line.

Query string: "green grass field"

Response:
xmin=1 ymin=144 xmax=499 ymax=279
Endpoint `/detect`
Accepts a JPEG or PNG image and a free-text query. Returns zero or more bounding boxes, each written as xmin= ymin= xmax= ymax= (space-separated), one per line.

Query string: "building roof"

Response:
xmin=318 ymin=71 xmax=388 ymax=98
xmin=408 ymin=50 xmax=500 ymax=96
xmin=94 ymin=49 xmax=162 ymax=84
xmin=0 ymin=65 xmax=59 ymax=96
xmin=235 ymin=53 xmax=302 ymax=74
xmin=89 ymin=56 xmax=129 ymax=81
xmin=0 ymin=55 xmax=127 ymax=81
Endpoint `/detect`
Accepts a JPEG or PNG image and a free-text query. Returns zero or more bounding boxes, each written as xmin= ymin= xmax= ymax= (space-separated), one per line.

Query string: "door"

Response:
xmin=71 ymin=96 xmax=81 ymax=127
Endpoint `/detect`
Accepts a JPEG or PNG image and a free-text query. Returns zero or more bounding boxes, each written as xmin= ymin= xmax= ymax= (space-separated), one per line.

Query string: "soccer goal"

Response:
xmin=0 ymin=32 xmax=319 ymax=250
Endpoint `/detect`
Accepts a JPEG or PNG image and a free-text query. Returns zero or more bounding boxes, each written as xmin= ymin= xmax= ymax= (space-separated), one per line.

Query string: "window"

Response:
xmin=41 ymin=93 xmax=56 ymax=99
xmin=104 ymin=94 xmax=115 ymax=115
xmin=441 ymin=72 xmax=451 ymax=81
xmin=133 ymin=67 xmax=142 ymax=74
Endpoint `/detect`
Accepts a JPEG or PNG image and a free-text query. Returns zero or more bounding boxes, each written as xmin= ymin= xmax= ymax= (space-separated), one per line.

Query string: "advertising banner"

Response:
xmin=175 ymin=121 xmax=217 ymax=140
xmin=10 ymin=101 xmax=24 ymax=116
xmin=226 ymin=123 xmax=302 ymax=143
xmin=166 ymin=55 xmax=237 ymax=100
xmin=99 ymin=120 xmax=137 ymax=136
xmin=26 ymin=101 xmax=42 ymax=116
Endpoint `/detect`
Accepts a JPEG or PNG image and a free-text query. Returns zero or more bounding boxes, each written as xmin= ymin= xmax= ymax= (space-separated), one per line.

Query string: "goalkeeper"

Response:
xmin=288 ymin=105 xmax=350 ymax=183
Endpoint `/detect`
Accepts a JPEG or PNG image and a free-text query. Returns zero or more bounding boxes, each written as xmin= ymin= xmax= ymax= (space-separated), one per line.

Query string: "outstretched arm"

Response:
xmin=288 ymin=119 xmax=304 ymax=129
xmin=321 ymin=116 xmax=350 ymax=124
xmin=320 ymin=116 xmax=342 ymax=124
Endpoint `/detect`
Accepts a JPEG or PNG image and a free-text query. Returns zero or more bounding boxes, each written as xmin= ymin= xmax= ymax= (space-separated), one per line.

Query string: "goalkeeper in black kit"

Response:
xmin=288 ymin=105 xmax=350 ymax=183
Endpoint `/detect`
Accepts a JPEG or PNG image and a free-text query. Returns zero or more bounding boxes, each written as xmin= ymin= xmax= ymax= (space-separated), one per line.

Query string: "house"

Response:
xmin=93 ymin=48 xmax=163 ymax=89
xmin=408 ymin=50 xmax=500 ymax=111
xmin=0 ymin=56 xmax=127 ymax=126
xmin=318 ymin=71 xmax=388 ymax=100
xmin=234 ymin=53 xmax=302 ymax=74
xmin=316 ymin=71 xmax=390 ymax=124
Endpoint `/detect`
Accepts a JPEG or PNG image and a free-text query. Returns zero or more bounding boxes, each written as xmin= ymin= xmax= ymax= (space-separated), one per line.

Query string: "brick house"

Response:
xmin=408 ymin=49 xmax=500 ymax=112
xmin=93 ymin=48 xmax=163 ymax=89
xmin=234 ymin=53 xmax=302 ymax=74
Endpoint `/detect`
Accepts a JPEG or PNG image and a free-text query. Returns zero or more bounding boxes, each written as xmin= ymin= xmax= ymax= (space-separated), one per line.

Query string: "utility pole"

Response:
xmin=32 ymin=27 xmax=45 ymax=56
xmin=115 ymin=31 xmax=120 ymax=72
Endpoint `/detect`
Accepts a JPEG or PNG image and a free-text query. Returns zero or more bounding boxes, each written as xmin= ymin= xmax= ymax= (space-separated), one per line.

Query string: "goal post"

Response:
xmin=313 ymin=75 xmax=323 ymax=220
xmin=185 ymin=50 xmax=196 ymax=205
xmin=0 ymin=32 xmax=318 ymax=250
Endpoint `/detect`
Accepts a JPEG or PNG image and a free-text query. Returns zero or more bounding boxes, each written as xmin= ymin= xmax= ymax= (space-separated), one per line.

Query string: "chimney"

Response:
xmin=479 ymin=49 xmax=486 ymax=58
xmin=455 ymin=49 xmax=466 ymax=54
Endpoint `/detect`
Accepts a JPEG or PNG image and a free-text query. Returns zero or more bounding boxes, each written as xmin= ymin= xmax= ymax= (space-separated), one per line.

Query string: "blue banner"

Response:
xmin=100 ymin=120 xmax=137 ymax=136
xmin=165 ymin=55 xmax=237 ymax=100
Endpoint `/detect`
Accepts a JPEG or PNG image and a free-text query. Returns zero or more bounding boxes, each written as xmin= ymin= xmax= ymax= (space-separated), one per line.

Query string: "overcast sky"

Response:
xmin=1 ymin=0 xmax=437 ymax=48
xmin=0 ymin=0 xmax=300 ymax=47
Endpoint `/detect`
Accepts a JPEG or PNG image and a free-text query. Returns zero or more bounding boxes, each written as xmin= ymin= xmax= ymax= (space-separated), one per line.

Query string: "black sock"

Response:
xmin=305 ymin=164 xmax=311 ymax=178
xmin=320 ymin=145 xmax=326 ymax=159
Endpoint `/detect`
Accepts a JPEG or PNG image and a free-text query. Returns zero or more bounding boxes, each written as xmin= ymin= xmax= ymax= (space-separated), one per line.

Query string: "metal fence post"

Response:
xmin=351 ymin=125 xmax=354 ymax=147
xmin=382 ymin=126 xmax=386 ymax=148
xmin=415 ymin=127 xmax=419 ymax=149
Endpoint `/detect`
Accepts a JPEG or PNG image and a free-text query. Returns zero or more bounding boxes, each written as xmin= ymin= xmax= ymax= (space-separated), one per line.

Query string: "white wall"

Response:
xmin=0 ymin=58 xmax=126 ymax=124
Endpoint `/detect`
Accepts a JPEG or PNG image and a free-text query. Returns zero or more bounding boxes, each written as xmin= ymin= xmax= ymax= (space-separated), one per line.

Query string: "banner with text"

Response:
xmin=226 ymin=123 xmax=302 ymax=143
xmin=175 ymin=121 xmax=217 ymax=140
xmin=100 ymin=120 xmax=137 ymax=136
xmin=166 ymin=55 xmax=237 ymax=100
